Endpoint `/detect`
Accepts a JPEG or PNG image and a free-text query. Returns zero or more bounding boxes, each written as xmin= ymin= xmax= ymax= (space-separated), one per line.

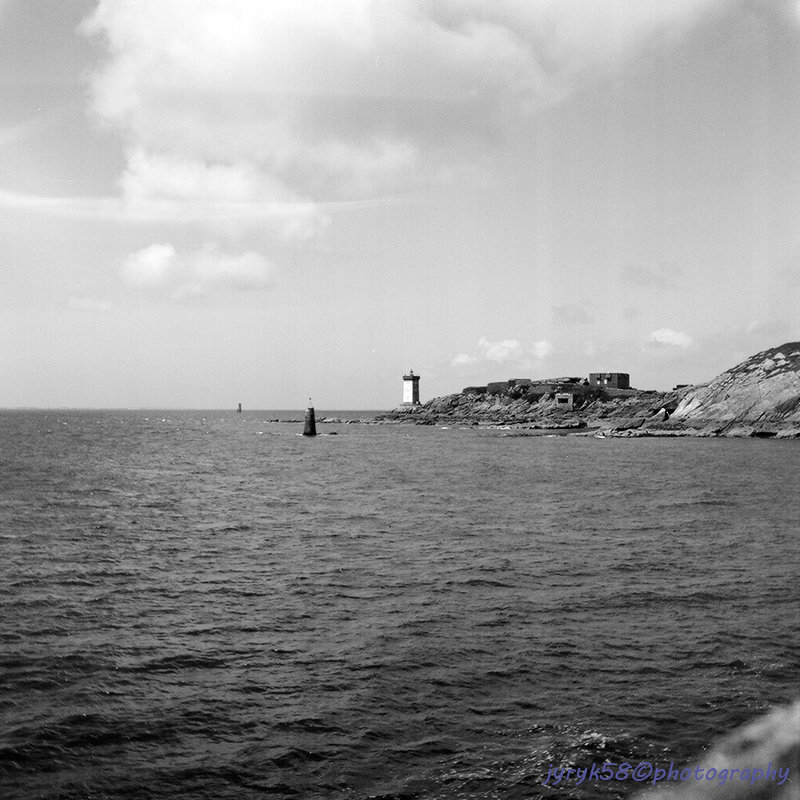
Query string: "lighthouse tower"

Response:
xmin=402 ymin=369 xmax=421 ymax=405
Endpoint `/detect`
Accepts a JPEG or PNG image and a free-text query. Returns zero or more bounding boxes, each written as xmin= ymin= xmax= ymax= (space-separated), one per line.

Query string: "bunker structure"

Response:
xmin=554 ymin=392 xmax=575 ymax=409
xmin=588 ymin=372 xmax=630 ymax=389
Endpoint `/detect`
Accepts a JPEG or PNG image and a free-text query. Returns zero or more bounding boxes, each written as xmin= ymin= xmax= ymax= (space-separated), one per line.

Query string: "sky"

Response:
xmin=2 ymin=0 xmax=800 ymax=409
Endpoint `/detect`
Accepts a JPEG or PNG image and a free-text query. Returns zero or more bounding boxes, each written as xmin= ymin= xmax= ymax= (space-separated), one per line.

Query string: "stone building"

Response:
xmin=589 ymin=372 xmax=630 ymax=389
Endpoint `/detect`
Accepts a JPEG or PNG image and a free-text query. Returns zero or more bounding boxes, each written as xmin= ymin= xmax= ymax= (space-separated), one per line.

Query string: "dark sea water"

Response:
xmin=1 ymin=410 xmax=799 ymax=800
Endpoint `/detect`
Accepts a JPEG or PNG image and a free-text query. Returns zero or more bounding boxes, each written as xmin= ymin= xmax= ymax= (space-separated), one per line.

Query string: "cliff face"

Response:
xmin=379 ymin=342 xmax=800 ymax=437
xmin=667 ymin=343 xmax=800 ymax=436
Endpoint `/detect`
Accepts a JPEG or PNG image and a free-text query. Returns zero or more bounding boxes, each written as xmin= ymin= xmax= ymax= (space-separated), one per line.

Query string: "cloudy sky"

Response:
xmin=2 ymin=0 xmax=800 ymax=408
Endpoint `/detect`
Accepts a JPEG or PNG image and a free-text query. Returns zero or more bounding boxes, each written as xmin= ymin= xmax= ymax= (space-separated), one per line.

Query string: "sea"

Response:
xmin=1 ymin=409 xmax=799 ymax=800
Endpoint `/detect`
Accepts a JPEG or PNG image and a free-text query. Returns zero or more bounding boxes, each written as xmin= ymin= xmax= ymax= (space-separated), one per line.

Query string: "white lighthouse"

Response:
xmin=402 ymin=369 xmax=421 ymax=405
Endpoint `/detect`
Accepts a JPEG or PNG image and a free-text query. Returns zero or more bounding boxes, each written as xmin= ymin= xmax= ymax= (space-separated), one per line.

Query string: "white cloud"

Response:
xmin=479 ymin=336 xmax=523 ymax=362
xmin=118 ymin=148 xmax=326 ymax=239
xmin=121 ymin=150 xmax=275 ymax=204
xmin=80 ymin=0 xmax=724 ymax=206
xmin=453 ymin=336 xmax=553 ymax=367
xmin=121 ymin=243 xmax=274 ymax=299
xmin=122 ymin=243 xmax=176 ymax=288
xmin=645 ymin=328 xmax=694 ymax=349
xmin=70 ymin=0 xmax=724 ymax=301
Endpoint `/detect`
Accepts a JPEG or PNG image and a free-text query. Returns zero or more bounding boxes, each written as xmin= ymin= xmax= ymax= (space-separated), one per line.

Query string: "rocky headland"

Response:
xmin=377 ymin=342 xmax=800 ymax=438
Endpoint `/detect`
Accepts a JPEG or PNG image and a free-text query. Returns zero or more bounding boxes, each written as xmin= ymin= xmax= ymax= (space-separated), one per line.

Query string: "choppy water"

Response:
xmin=1 ymin=410 xmax=799 ymax=800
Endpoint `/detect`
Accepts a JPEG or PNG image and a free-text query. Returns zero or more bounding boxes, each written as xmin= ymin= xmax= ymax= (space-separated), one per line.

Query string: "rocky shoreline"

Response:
xmin=375 ymin=342 xmax=800 ymax=439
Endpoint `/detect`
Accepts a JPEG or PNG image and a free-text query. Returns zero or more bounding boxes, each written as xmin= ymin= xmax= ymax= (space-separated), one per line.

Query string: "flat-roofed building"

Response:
xmin=589 ymin=372 xmax=630 ymax=389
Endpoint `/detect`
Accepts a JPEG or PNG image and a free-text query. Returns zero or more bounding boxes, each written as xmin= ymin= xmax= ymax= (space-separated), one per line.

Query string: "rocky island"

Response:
xmin=377 ymin=342 xmax=800 ymax=438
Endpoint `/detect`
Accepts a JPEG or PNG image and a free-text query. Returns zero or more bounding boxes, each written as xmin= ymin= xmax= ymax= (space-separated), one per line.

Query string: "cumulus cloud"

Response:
xmin=479 ymin=336 xmax=524 ymax=362
xmin=80 ymin=0 xmax=724 ymax=210
xmin=531 ymin=339 xmax=554 ymax=359
xmin=645 ymin=328 xmax=694 ymax=349
xmin=118 ymin=149 xmax=327 ymax=239
xmin=122 ymin=243 xmax=176 ymax=288
xmin=121 ymin=243 xmax=274 ymax=299
xmin=72 ymin=1 xmax=725 ymax=304
xmin=451 ymin=352 xmax=477 ymax=366
xmin=453 ymin=336 xmax=553 ymax=367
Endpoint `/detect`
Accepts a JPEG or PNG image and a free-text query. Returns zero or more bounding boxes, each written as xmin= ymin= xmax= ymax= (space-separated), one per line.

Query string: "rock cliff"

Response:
xmin=377 ymin=342 xmax=800 ymax=438
xmin=664 ymin=343 xmax=800 ymax=437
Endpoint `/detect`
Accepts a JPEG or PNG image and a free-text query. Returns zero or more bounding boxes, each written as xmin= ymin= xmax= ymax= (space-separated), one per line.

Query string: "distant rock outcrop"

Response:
xmin=377 ymin=342 xmax=800 ymax=438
